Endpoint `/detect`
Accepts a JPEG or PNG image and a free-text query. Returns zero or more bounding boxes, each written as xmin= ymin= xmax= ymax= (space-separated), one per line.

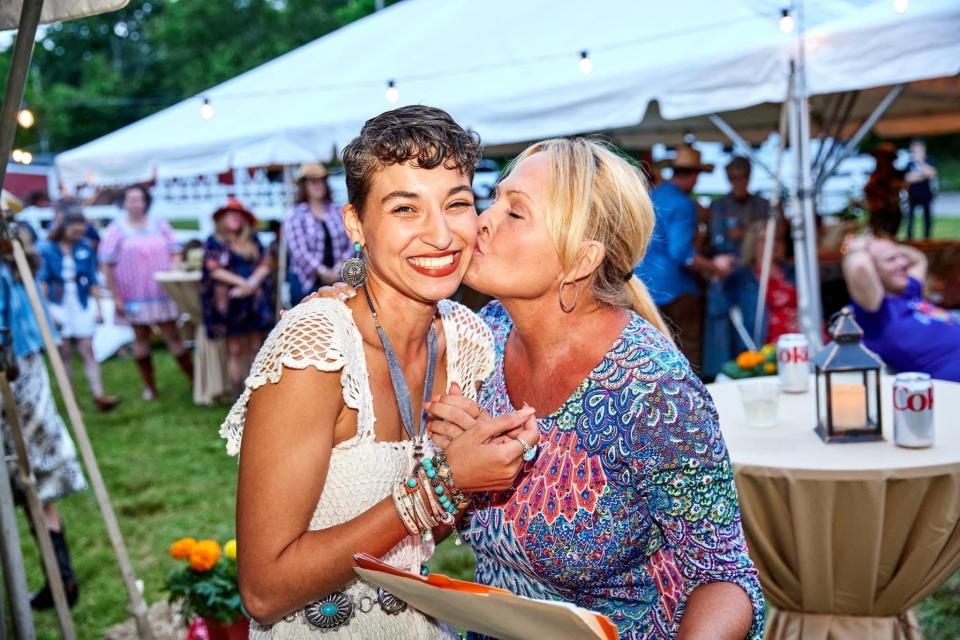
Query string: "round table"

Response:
xmin=154 ymin=270 xmax=227 ymax=405
xmin=708 ymin=376 xmax=960 ymax=640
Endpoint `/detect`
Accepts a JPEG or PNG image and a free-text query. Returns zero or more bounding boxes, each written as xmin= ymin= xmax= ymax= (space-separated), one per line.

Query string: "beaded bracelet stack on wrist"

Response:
xmin=391 ymin=454 xmax=469 ymax=545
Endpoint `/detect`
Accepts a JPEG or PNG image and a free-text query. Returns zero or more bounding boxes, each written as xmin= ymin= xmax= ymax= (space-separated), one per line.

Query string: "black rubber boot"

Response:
xmin=30 ymin=528 xmax=79 ymax=610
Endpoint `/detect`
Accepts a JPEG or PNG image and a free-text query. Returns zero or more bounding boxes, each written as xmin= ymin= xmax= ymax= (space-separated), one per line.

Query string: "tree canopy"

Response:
xmin=4 ymin=0 xmax=396 ymax=153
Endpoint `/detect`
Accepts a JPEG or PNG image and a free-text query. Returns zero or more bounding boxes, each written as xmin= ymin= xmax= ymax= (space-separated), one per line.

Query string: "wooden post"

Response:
xmin=9 ymin=240 xmax=154 ymax=639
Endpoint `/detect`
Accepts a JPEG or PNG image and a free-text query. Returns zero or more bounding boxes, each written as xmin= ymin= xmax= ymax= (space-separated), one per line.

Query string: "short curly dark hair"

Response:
xmin=342 ymin=105 xmax=481 ymax=215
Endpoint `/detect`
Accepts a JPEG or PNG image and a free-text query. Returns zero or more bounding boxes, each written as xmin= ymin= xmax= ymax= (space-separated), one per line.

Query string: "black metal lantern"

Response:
xmin=813 ymin=308 xmax=884 ymax=443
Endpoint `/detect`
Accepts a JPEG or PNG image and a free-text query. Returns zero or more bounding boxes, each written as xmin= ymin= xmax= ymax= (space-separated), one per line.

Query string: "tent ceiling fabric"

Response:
xmin=55 ymin=0 xmax=960 ymax=185
xmin=0 ymin=0 xmax=128 ymax=30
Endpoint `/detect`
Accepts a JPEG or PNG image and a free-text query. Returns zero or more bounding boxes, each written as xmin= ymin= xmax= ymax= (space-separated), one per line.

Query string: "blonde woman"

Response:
xmin=426 ymin=139 xmax=764 ymax=639
xmin=201 ymin=198 xmax=274 ymax=396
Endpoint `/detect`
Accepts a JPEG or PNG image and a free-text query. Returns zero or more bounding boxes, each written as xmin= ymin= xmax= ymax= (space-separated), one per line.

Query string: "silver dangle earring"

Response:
xmin=341 ymin=242 xmax=368 ymax=287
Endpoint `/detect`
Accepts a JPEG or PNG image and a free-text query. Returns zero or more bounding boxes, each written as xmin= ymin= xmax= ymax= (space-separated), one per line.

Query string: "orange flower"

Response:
xmin=170 ymin=537 xmax=198 ymax=560
xmin=736 ymin=351 xmax=765 ymax=370
xmin=188 ymin=539 xmax=222 ymax=572
xmin=763 ymin=362 xmax=777 ymax=374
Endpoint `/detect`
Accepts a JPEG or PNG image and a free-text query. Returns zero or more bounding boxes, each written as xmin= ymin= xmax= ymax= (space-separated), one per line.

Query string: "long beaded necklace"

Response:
xmin=362 ymin=286 xmax=438 ymax=463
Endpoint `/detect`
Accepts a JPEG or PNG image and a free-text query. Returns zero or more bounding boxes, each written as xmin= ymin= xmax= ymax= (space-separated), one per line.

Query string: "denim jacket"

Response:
xmin=37 ymin=239 xmax=99 ymax=309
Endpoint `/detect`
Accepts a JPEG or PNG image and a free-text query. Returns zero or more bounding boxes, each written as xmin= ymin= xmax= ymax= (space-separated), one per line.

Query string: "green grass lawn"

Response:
xmin=14 ymin=351 xmax=960 ymax=638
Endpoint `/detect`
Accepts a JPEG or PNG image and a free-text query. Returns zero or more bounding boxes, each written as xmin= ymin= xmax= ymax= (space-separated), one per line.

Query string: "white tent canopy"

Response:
xmin=56 ymin=0 xmax=960 ymax=185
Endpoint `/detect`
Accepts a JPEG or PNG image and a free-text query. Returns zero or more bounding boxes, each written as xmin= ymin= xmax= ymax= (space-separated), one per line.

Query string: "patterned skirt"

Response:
xmin=1 ymin=353 xmax=87 ymax=503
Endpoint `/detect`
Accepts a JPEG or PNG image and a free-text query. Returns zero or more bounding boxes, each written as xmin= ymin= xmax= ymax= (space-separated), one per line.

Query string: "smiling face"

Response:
xmin=868 ymin=238 xmax=911 ymax=294
xmin=466 ymin=152 xmax=563 ymax=300
xmin=343 ymin=162 xmax=477 ymax=304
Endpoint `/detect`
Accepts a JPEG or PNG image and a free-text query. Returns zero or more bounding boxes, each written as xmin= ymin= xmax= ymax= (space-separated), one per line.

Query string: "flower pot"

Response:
xmin=190 ymin=616 xmax=249 ymax=640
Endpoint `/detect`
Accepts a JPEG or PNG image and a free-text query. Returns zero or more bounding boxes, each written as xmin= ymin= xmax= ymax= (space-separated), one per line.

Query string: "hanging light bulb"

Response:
xmin=17 ymin=107 xmax=35 ymax=129
xmin=578 ymin=50 xmax=593 ymax=76
xmin=779 ymin=8 xmax=795 ymax=33
xmin=11 ymin=149 xmax=22 ymax=163
xmin=893 ymin=0 xmax=908 ymax=14
xmin=385 ymin=80 xmax=400 ymax=104
xmin=200 ymin=97 xmax=215 ymax=121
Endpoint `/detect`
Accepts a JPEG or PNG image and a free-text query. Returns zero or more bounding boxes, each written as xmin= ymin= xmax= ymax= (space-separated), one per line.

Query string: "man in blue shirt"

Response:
xmin=636 ymin=146 xmax=734 ymax=372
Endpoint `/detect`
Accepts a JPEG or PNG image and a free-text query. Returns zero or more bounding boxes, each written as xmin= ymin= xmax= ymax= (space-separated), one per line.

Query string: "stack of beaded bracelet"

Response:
xmin=391 ymin=455 xmax=468 ymax=545
xmin=432 ymin=451 xmax=470 ymax=510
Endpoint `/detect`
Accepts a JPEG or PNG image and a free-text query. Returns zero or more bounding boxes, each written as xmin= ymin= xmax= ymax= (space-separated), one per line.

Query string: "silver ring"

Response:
xmin=515 ymin=436 xmax=538 ymax=462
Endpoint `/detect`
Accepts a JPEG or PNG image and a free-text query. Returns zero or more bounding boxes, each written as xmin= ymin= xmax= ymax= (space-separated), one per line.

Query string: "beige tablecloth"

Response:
xmin=155 ymin=271 xmax=227 ymax=405
xmin=709 ymin=376 xmax=960 ymax=640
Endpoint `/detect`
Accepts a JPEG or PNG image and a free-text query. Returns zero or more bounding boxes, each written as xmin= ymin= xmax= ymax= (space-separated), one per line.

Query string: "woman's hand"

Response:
xmin=426 ymin=383 xmax=487 ymax=449
xmin=229 ymin=283 xmax=255 ymax=299
xmin=443 ymin=407 xmax=540 ymax=493
xmin=305 ymin=282 xmax=357 ymax=303
xmin=113 ymin=297 xmax=126 ymax=319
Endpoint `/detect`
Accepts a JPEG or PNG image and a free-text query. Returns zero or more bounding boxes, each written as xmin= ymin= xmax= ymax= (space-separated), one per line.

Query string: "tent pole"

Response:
xmin=0 ymin=0 xmax=44 ymax=191
xmin=815 ymin=84 xmax=905 ymax=190
xmin=786 ymin=60 xmax=818 ymax=352
xmin=276 ymin=165 xmax=295 ymax=315
xmin=792 ymin=0 xmax=824 ymax=350
xmin=707 ymin=114 xmax=780 ymax=182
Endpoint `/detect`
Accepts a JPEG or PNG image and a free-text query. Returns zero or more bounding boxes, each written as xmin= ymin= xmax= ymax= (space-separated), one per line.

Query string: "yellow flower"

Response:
xmin=189 ymin=539 xmax=221 ymax=572
xmin=764 ymin=362 xmax=777 ymax=374
xmin=170 ymin=537 xmax=197 ymax=560
xmin=224 ymin=539 xmax=237 ymax=560
xmin=761 ymin=343 xmax=776 ymax=357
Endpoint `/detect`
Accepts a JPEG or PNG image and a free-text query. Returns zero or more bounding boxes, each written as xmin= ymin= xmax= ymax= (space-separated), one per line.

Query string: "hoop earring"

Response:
xmin=341 ymin=242 xmax=368 ymax=287
xmin=558 ymin=281 xmax=581 ymax=313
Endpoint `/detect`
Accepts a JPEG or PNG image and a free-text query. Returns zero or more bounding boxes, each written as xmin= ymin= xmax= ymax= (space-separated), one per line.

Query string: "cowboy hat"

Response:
xmin=212 ymin=197 xmax=257 ymax=226
xmin=659 ymin=146 xmax=715 ymax=173
xmin=296 ymin=162 xmax=330 ymax=182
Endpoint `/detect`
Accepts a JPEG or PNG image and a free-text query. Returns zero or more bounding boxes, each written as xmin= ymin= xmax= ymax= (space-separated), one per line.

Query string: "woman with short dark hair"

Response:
xmin=225 ymin=106 xmax=538 ymax=637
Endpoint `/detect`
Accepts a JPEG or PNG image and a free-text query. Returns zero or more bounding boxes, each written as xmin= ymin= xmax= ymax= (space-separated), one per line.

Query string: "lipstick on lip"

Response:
xmin=407 ymin=250 xmax=462 ymax=277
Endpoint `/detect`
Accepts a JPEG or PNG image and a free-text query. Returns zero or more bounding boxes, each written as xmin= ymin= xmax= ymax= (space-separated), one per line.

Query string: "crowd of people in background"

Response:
xmin=9 ymin=136 xmax=947 ymax=404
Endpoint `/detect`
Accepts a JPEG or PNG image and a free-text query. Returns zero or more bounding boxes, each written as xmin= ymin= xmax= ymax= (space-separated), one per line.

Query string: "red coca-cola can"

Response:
xmin=776 ymin=333 xmax=809 ymax=393
xmin=893 ymin=372 xmax=934 ymax=448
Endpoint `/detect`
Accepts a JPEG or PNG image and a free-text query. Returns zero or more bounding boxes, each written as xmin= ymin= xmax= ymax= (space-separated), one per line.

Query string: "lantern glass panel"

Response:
xmin=865 ymin=370 xmax=880 ymax=426
xmin=816 ymin=370 xmax=829 ymax=429
xmin=827 ymin=371 xmax=868 ymax=432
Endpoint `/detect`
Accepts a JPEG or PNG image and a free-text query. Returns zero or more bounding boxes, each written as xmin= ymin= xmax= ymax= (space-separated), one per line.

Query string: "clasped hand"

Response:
xmin=426 ymin=383 xmax=539 ymax=493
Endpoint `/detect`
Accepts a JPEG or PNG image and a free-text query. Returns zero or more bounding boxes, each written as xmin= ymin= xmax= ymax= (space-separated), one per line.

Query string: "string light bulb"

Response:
xmin=893 ymin=0 xmax=908 ymax=14
xmin=200 ymin=97 xmax=214 ymax=120
xmin=779 ymin=8 xmax=795 ymax=33
xmin=17 ymin=107 xmax=35 ymax=129
xmin=12 ymin=149 xmax=33 ymax=165
xmin=578 ymin=50 xmax=593 ymax=76
xmin=385 ymin=80 xmax=400 ymax=104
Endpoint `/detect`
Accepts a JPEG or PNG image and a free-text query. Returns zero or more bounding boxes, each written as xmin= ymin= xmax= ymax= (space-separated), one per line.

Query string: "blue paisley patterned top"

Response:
xmin=462 ymin=302 xmax=764 ymax=639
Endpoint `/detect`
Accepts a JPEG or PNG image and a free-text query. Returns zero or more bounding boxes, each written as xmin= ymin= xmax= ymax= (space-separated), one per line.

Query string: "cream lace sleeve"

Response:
xmin=218 ymin=298 xmax=364 ymax=456
xmin=438 ymin=299 xmax=495 ymax=401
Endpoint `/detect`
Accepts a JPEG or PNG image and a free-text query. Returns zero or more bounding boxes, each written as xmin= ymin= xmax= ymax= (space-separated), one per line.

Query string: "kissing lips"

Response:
xmin=408 ymin=251 xmax=462 ymax=277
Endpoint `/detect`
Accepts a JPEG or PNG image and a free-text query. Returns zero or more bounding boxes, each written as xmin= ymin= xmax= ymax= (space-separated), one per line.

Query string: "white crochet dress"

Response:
xmin=220 ymin=297 xmax=494 ymax=639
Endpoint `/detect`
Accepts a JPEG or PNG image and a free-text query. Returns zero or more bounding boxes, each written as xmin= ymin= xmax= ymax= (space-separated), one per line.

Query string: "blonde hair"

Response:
xmin=509 ymin=138 xmax=671 ymax=338
xmin=214 ymin=216 xmax=260 ymax=262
